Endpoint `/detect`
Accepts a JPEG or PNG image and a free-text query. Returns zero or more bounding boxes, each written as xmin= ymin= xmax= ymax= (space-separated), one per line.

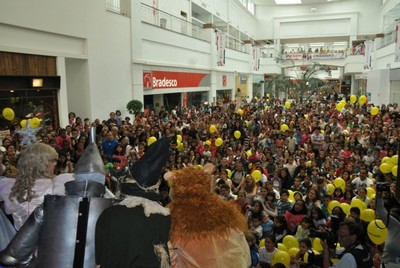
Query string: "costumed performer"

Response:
xmin=95 ymin=137 xmax=171 ymax=268
xmin=165 ymin=163 xmax=251 ymax=268
xmin=0 ymin=127 xmax=115 ymax=268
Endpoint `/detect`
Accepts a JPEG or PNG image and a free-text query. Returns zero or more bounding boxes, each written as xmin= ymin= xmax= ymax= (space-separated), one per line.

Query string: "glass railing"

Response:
xmin=376 ymin=31 xmax=396 ymax=49
xmin=226 ymin=35 xmax=249 ymax=54
xmin=141 ymin=3 xmax=211 ymax=43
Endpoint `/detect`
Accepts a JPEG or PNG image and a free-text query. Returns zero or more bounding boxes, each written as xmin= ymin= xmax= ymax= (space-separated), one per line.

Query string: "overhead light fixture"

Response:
xmin=32 ymin=78 xmax=43 ymax=88
xmin=275 ymin=0 xmax=301 ymax=4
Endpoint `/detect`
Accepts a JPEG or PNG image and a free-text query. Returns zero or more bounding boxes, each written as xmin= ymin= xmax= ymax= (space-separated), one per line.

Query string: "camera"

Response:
xmin=309 ymin=229 xmax=336 ymax=249
xmin=376 ymin=182 xmax=390 ymax=192
xmin=246 ymin=205 xmax=254 ymax=211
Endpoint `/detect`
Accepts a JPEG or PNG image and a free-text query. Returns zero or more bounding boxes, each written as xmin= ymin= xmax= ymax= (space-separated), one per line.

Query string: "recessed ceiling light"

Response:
xmin=275 ymin=0 xmax=302 ymax=4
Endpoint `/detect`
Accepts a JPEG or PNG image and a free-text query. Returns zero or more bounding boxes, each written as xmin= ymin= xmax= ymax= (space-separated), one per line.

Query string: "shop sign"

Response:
xmin=143 ymin=71 xmax=208 ymax=89
xmin=222 ymin=75 xmax=227 ymax=87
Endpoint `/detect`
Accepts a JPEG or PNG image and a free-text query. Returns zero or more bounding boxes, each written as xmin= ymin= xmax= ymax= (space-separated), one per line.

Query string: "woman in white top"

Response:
xmin=0 ymin=143 xmax=58 ymax=230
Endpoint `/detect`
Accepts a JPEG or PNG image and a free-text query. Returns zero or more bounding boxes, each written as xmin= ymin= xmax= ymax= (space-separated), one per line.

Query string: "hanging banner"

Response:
xmin=364 ymin=40 xmax=373 ymax=69
xmin=396 ymin=22 xmax=400 ymax=62
xmin=216 ymin=32 xmax=225 ymax=66
xmin=252 ymin=46 xmax=261 ymax=71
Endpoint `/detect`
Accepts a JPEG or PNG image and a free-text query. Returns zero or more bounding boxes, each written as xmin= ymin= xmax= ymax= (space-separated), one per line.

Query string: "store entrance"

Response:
xmin=164 ymin=93 xmax=181 ymax=111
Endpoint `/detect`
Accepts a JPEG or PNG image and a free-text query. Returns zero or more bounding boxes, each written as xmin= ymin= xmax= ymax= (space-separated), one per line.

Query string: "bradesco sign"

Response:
xmin=143 ymin=71 xmax=209 ymax=89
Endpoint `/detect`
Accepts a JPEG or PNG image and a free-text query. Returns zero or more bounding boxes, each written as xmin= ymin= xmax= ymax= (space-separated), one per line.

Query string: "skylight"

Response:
xmin=275 ymin=0 xmax=302 ymax=4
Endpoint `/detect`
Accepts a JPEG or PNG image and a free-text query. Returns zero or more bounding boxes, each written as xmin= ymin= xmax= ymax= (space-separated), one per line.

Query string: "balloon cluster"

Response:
xmin=379 ymin=155 xmax=398 ymax=176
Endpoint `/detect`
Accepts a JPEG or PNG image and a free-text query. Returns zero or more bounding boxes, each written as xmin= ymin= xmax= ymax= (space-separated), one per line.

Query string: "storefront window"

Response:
xmin=0 ymin=89 xmax=59 ymax=130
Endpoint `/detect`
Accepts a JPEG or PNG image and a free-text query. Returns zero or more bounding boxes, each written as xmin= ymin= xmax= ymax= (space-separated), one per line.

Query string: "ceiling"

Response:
xmin=252 ymin=0 xmax=344 ymax=5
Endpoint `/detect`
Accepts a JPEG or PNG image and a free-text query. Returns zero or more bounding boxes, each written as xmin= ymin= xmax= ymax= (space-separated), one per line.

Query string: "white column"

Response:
xmin=56 ymin=56 xmax=69 ymax=127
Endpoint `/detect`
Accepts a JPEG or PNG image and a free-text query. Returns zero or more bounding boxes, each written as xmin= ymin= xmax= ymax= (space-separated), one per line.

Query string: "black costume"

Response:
xmin=95 ymin=137 xmax=171 ymax=268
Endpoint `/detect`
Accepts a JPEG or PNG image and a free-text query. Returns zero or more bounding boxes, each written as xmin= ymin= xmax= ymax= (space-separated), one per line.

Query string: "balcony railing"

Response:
xmin=376 ymin=31 xmax=396 ymax=49
xmin=141 ymin=3 xmax=210 ymax=43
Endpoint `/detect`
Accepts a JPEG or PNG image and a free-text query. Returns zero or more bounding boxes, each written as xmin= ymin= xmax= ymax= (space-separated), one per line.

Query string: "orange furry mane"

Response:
xmin=167 ymin=166 xmax=248 ymax=244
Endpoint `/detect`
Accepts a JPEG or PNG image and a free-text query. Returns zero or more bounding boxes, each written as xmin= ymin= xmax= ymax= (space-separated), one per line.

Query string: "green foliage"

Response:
xmin=126 ymin=99 xmax=143 ymax=115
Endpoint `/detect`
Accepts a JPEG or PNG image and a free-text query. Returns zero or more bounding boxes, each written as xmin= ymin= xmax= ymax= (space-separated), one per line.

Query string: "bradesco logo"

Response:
xmin=144 ymin=71 xmax=209 ymax=89
xmin=153 ymin=76 xmax=178 ymax=88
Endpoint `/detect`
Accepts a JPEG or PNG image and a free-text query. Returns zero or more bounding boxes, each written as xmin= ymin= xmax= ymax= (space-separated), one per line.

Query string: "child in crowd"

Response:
xmin=259 ymin=233 xmax=278 ymax=266
xmin=310 ymin=206 xmax=327 ymax=229
xmin=249 ymin=216 xmax=263 ymax=243
xmin=245 ymin=233 xmax=259 ymax=268
xmin=261 ymin=214 xmax=274 ymax=237
xmin=320 ymin=194 xmax=331 ymax=218
xmin=291 ymin=238 xmax=315 ymax=268
xmin=272 ymin=215 xmax=288 ymax=243
xmin=294 ymin=215 xmax=313 ymax=240
xmin=276 ymin=189 xmax=292 ymax=215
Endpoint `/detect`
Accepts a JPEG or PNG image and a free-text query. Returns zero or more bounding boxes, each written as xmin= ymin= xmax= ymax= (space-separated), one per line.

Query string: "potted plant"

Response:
xmin=126 ymin=99 xmax=143 ymax=115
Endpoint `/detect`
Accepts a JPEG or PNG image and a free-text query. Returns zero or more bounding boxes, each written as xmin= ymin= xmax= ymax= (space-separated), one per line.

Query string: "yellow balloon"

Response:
xmin=288 ymin=247 xmax=299 ymax=257
xmin=313 ymin=237 xmax=323 ymax=252
xmin=237 ymin=109 xmax=243 ymax=116
xmin=226 ymin=169 xmax=232 ymax=178
xmin=205 ymin=140 xmax=211 ymax=146
xmin=280 ymin=124 xmax=289 ymax=132
xmin=245 ymin=120 xmax=249 ymax=128
xmin=2 ymin=108 xmax=15 ymax=121
xmin=288 ymin=190 xmax=295 ymax=201
xmin=29 ymin=117 xmax=41 ymax=128
xmin=350 ymin=198 xmax=367 ymax=211
xmin=328 ymin=200 xmax=341 ymax=213
xmin=285 ymin=101 xmax=291 ymax=109
xmin=340 ymin=203 xmax=350 ymax=216
xmin=177 ymin=142 xmax=184 ymax=151
xmin=333 ymin=177 xmax=346 ymax=191
xmin=147 ymin=136 xmax=157 ymax=146
xmin=282 ymin=235 xmax=299 ymax=250
xmin=392 ymin=165 xmax=398 ymax=177
xmin=277 ymin=243 xmax=288 ymax=252
xmin=360 ymin=208 xmax=375 ymax=222
xmin=336 ymin=102 xmax=344 ymax=111
xmin=327 ymin=183 xmax=335 ymax=195
xmin=209 ymin=125 xmax=217 ymax=133
xmin=246 ymin=150 xmax=252 ymax=158
xmin=20 ymin=119 xmax=27 ymax=129
xmin=367 ymin=219 xmax=388 ymax=245
xmin=234 ymin=130 xmax=241 ymax=139
xmin=350 ymin=95 xmax=357 ymax=104
xmin=382 ymin=156 xmax=391 ymax=164
xmin=366 ymin=187 xmax=376 ymax=199
xmin=359 ymin=95 xmax=367 ymax=105
xmin=177 ymin=134 xmax=182 ymax=143
xmin=259 ymin=238 xmax=265 ymax=248
xmin=215 ymin=137 xmax=223 ymax=147
xmin=390 ymin=155 xmax=399 ymax=166
xmin=272 ymin=250 xmax=291 ymax=267
xmin=251 ymin=170 xmax=262 ymax=182
xmin=380 ymin=163 xmax=392 ymax=174
xmin=371 ymin=107 xmax=379 ymax=116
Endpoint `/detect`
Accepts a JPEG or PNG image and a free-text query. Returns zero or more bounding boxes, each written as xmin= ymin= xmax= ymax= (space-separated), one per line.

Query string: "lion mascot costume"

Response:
xmin=165 ymin=163 xmax=251 ymax=268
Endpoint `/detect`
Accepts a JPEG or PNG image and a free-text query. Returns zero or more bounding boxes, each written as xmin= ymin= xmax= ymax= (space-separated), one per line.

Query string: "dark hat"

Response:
xmin=120 ymin=137 xmax=170 ymax=200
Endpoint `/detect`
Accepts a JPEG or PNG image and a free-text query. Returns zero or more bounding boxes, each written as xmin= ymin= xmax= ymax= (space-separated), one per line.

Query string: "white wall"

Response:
xmin=367 ymin=69 xmax=390 ymax=105
xmin=255 ymin=0 xmax=381 ymax=40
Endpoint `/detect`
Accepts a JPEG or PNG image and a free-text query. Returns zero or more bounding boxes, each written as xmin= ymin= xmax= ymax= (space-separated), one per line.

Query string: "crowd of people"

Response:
xmin=1 ymin=95 xmax=400 ymax=267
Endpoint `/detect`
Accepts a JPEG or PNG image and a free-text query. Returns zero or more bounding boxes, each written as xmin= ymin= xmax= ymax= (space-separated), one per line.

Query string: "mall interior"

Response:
xmin=0 ymin=0 xmax=399 ymax=128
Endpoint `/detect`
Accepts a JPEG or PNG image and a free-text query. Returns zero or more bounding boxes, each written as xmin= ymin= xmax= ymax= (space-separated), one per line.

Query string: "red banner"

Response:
xmin=143 ymin=71 xmax=208 ymax=89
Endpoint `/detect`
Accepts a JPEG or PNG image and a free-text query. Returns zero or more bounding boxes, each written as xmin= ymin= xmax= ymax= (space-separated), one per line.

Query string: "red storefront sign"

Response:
xmin=142 ymin=71 xmax=208 ymax=89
